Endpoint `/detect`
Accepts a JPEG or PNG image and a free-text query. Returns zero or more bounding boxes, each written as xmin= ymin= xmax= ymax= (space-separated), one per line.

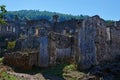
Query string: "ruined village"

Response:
xmin=0 ymin=14 xmax=120 ymax=80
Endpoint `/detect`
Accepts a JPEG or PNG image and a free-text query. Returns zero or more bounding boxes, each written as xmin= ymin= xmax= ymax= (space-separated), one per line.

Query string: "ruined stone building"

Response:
xmin=0 ymin=20 xmax=20 ymax=37
xmin=3 ymin=15 xmax=120 ymax=70
xmin=0 ymin=20 xmax=20 ymax=50
xmin=74 ymin=15 xmax=120 ymax=69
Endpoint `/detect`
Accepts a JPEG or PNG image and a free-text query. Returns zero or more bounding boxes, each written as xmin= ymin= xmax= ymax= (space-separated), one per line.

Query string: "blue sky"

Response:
xmin=0 ymin=0 xmax=120 ymax=20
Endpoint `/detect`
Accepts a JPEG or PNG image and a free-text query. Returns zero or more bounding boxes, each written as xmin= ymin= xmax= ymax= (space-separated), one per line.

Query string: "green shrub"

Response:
xmin=7 ymin=41 xmax=16 ymax=49
xmin=63 ymin=64 xmax=77 ymax=73
xmin=0 ymin=71 xmax=17 ymax=80
xmin=0 ymin=57 xmax=4 ymax=63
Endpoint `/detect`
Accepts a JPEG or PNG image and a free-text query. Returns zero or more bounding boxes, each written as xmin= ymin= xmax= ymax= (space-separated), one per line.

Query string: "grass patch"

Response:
xmin=0 ymin=57 xmax=4 ymax=63
xmin=0 ymin=71 xmax=17 ymax=80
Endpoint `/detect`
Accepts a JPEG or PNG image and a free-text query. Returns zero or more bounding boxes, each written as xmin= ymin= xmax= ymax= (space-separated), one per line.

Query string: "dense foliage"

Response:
xmin=4 ymin=10 xmax=89 ymax=21
xmin=0 ymin=5 xmax=7 ymax=24
xmin=106 ymin=20 xmax=114 ymax=26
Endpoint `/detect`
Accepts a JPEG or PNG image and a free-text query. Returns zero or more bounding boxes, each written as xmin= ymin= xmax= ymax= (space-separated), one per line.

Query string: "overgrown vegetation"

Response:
xmin=0 ymin=5 xmax=7 ymax=24
xmin=63 ymin=64 xmax=77 ymax=73
xmin=106 ymin=20 xmax=114 ymax=26
xmin=0 ymin=57 xmax=18 ymax=80
xmin=0 ymin=57 xmax=4 ymax=63
xmin=0 ymin=72 xmax=17 ymax=80
xmin=7 ymin=41 xmax=16 ymax=49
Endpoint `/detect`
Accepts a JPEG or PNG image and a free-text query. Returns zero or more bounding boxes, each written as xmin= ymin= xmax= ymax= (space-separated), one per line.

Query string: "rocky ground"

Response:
xmin=89 ymin=62 xmax=120 ymax=80
xmin=0 ymin=57 xmax=120 ymax=80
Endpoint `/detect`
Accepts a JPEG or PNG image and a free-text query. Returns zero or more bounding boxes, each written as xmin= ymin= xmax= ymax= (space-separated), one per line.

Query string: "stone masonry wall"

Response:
xmin=4 ymin=51 xmax=38 ymax=70
xmin=77 ymin=18 xmax=97 ymax=69
xmin=76 ymin=15 xmax=120 ymax=70
xmin=108 ymin=27 xmax=120 ymax=61
xmin=4 ymin=15 xmax=120 ymax=70
xmin=38 ymin=36 xmax=49 ymax=67
xmin=49 ymin=32 xmax=74 ymax=65
xmin=78 ymin=16 xmax=109 ymax=69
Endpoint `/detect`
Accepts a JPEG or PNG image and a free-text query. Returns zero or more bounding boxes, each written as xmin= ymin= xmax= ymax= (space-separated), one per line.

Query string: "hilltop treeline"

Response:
xmin=4 ymin=10 xmax=89 ymax=21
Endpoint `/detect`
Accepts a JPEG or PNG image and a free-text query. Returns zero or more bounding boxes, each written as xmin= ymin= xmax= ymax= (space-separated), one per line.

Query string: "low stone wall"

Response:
xmin=4 ymin=51 xmax=38 ymax=70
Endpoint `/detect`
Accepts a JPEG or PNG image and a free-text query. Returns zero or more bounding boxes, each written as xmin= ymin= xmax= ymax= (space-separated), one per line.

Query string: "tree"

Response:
xmin=0 ymin=5 xmax=7 ymax=24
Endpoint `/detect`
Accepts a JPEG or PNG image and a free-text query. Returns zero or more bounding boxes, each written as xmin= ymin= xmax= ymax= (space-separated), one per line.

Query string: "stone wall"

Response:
xmin=38 ymin=36 xmax=49 ymax=67
xmin=76 ymin=17 xmax=97 ymax=69
xmin=28 ymin=31 xmax=74 ymax=67
xmin=3 ymin=15 xmax=120 ymax=70
xmin=4 ymin=51 xmax=38 ymax=70
xmin=108 ymin=26 xmax=120 ymax=61
xmin=76 ymin=16 xmax=108 ymax=69
xmin=76 ymin=15 xmax=120 ymax=70
xmin=49 ymin=32 xmax=74 ymax=65
xmin=15 ymin=36 xmax=40 ymax=50
xmin=95 ymin=27 xmax=108 ymax=62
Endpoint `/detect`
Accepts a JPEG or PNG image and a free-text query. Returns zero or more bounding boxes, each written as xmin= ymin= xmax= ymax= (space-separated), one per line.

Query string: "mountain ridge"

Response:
xmin=4 ymin=10 xmax=89 ymax=21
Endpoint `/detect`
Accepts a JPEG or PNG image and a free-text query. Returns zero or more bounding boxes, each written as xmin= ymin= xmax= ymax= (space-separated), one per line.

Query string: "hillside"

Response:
xmin=4 ymin=10 xmax=89 ymax=21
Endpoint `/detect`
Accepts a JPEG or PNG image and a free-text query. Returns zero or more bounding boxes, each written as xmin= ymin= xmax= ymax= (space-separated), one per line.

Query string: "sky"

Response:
xmin=0 ymin=0 xmax=120 ymax=20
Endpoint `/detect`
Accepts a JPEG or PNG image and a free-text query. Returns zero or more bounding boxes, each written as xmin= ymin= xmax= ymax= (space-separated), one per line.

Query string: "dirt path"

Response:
xmin=7 ymin=71 xmax=46 ymax=80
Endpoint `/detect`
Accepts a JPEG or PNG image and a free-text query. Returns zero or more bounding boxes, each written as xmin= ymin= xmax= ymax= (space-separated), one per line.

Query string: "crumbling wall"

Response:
xmin=95 ymin=25 xmax=108 ymax=63
xmin=49 ymin=32 xmax=74 ymax=65
xmin=77 ymin=18 xmax=97 ymax=69
xmin=4 ymin=15 xmax=120 ymax=70
xmin=108 ymin=27 xmax=120 ymax=61
xmin=4 ymin=51 xmax=38 ymax=70
xmin=76 ymin=16 xmax=108 ymax=69
xmin=38 ymin=36 xmax=49 ymax=67
xmin=38 ymin=32 xmax=74 ymax=67
xmin=15 ymin=36 xmax=40 ymax=50
xmin=94 ymin=20 xmax=120 ymax=64
xmin=94 ymin=23 xmax=120 ymax=63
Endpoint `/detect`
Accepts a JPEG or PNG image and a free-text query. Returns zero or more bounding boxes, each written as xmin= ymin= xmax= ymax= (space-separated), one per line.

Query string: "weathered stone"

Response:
xmin=38 ymin=36 xmax=49 ymax=67
xmin=49 ymin=32 xmax=74 ymax=65
xmin=75 ymin=15 xmax=120 ymax=70
xmin=3 ymin=15 xmax=120 ymax=71
xmin=4 ymin=51 xmax=38 ymax=70
xmin=15 ymin=36 xmax=40 ymax=51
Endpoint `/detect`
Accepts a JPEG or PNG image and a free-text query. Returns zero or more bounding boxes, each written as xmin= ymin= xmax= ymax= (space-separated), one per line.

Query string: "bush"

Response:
xmin=0 ymin=57 xmax=4 ymax=63
xmin=7 ymin=41 xmax=16 ymax=49
xmin=63 ymin=64 xmax=77 ymax=73
xmin=0 ymin=71 xmax=17 ymax=80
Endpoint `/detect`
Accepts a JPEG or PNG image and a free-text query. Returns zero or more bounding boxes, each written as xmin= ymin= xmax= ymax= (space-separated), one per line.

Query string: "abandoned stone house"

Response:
xmin=0 ymin=20 xmax=20 ymax=36
xmin=26 ymin=19 xmax=52 ymax=36
xmin=3 ymin=15 xmax=120 ymax=70
xmin=0 ymin=20 xmax=21 ymax=50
